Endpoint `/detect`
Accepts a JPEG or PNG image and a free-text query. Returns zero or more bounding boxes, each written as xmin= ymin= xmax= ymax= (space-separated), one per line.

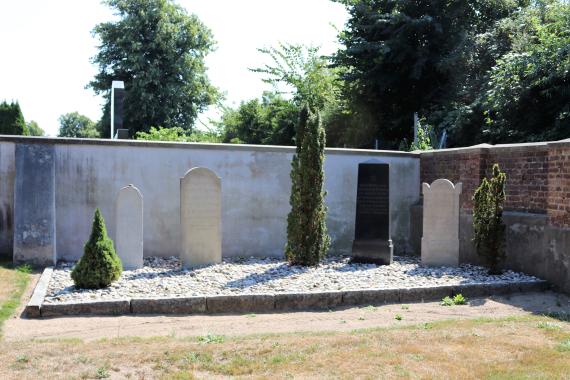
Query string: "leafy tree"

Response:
xmin=252 ymin=43 xmax=341 ymax=112
xmin=333 ymin=0 xmax=526 ymax=148
xmin=473 ymin=164 xmax=507 ymax=275
xmin=26 ymin=121 xmax=45 ymax=136
xmin=481 ymin=1 xmax=570 ymax=143
xmin=71 ymin=208 xmax=122 ymax=289
xmin=0 ymin=101 xmax=28 ymax=135
xmin=136 ymin=126 xmax=221 ymax=143
xmin=285 ymin=105 xmax=330 ymax=266
xmin=89 ymin=0 xmax=219 ymax=137
xmin=218 ymin=92 xmax=298 ymax=145
xmin=58 ymin=112 xmax=99 ymax=138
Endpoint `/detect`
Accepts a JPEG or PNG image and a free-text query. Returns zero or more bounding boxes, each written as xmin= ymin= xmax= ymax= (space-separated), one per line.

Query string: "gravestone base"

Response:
xmin=351 ymin=239 xmax=393 ymax=265
xmin=421 ymin=238 xmax=460 ymax=267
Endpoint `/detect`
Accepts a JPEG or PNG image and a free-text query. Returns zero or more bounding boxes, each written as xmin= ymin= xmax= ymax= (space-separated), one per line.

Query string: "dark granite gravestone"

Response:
xmin=113 ymin=86 xmax=125 ymax=131
xmin=351 ymin=162 xmax=393 ymax=265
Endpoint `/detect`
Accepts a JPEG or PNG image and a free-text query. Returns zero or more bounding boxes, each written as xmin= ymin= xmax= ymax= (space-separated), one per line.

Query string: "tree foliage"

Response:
xmin=481 ymin=1 xmax=570 ymax=143
xmin=135 ymin=126 xmax=221 ymax=143
xmin=285 ymin=105 xmax=330 ymax=266
xmin=251 ymin=43 xmax=341 ymax=111
xmin=473 ymin=164 xmax=507 ymax=274
xmin=26 ymin=121 xmax=44 ymax=136
xmin=58 ymin=112 xmax=99 ymax=138
xmin=0 ymin=101 xmax=28 ymax=135
xmin=71 ymin=208 xmax=122 ymax=289
xmin=218 ymin=92 xmax=298 ymax=145
xmin=89 ymin=0 xmax=219 ymax=137
xmin=333 ymin=0 xmax=532 ymax=148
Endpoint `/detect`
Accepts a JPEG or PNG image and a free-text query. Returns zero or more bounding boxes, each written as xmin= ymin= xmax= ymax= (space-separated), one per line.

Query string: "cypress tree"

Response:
xmin=71 ymin=208 xmax=123 ymax=289
xmin=472 ymin=164 xmax=507 ymax=274
xmin=0 ymin=101 xmax=28 ymax=135
xmin=285 ymin=105 xmax=330 ymax=266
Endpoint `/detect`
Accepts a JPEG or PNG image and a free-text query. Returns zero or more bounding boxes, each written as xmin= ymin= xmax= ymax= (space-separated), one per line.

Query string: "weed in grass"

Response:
xmin=556 ymin=339 xmax=570 ymax=352
xmin=419 ymin=322 xmax=434 ymax=330
xmin=537 ymin=321 xmax=561 ymax=330
xmin=197 ymin=334 xmax=225 ymax=344
xmin=395 ymin=314 xmax=403 ymax=321
xmin=15 ymin=264 xmax=32 ymax=274
xmin=246 ymin=313 xmax=256 ymax=318
xmin=441 ymin=294 xmax=467 ymax=306
xmin=340 ymin=320 xmax=347 ymax=324
xmin=15 ymin=355 xmax=29 ymax=364
xmin=401 ymin=305 xmax=409 ymax=310
xmin=185 ymin=352 xmax=212 ymax=365
xmin=362 ymin=305 xmax=377 ymax=312
xmin=410 ymin=353 xmax=424 ymax=361
xmin=358 ymin=316 xmax=365 ymax=321
xmin=452 ymin=294 xmax=467 ymax=305
xmin=95 ymin=366 xmax=110 ymax=379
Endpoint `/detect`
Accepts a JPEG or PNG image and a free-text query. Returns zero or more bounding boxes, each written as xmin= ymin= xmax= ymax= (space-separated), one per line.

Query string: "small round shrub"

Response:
xmin=71 ymin=208 xmax=122 ymax=289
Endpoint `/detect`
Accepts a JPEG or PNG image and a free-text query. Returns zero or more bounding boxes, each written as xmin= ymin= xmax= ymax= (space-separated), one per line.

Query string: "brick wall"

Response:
xmin=419 ymin=140 xmax=570 ymax=228
xmin=547 ymin=141 xmax=570 ymax=228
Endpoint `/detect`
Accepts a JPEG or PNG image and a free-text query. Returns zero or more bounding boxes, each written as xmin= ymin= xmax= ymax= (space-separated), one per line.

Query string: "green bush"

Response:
xmin=71 ymin=209 xmax=122 ymax=289
xmin=285 ymin=105 xmax=330 ymax=266
xmin=473 ymin=164 xmax=507 ymax=274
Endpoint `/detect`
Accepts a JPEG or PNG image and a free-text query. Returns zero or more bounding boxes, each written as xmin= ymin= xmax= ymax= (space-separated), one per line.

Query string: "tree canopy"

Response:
xmin=26 ymin=121 xmax=45 ymax=136
xmin=58 ymin=112 xmax=99 ymax=138
xmin=0 ymin=101 xmax=28 ymax=136
xmin=218 ymin=92 xmax=298 ymax=145
xmin=333 ymin=0 xmax=529 ymax=148
xmin=89 ymin=0 xmax=219 ymax=137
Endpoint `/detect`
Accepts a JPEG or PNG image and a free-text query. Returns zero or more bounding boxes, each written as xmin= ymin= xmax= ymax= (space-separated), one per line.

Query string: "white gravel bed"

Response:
xmin=44 ymin=256 xmax=541 ymax=304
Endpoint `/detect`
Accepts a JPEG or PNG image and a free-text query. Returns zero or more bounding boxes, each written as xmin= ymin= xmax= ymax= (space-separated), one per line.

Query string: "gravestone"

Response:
xmin=13 ymin=144 xmax=56 ymax=266
xmin=180 ymin=167 xmax=222 ymax=268
xmin=421 ymin=179 xmax=462 ymax=266
xmin=351 ymin=162 xmax=393 ymax=265
xmin=115 ymin=185 xmax=143 ymax=269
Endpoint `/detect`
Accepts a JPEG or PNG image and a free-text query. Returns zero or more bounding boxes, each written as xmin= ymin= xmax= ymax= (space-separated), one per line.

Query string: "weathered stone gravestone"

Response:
xmin=180 ymin=167 xmax=222 ymax=268
xmin=115 ymin=185 xmax=143 ymax=269
xmin=421 ymin=179 xmax=462 ymax=266
xmin=351 ymin=161 xmax=393 ymax=265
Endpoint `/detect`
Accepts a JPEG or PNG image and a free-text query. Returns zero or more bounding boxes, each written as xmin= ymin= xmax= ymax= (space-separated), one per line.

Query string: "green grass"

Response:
xmin=0 ymin=260 xmax=31 ymax=334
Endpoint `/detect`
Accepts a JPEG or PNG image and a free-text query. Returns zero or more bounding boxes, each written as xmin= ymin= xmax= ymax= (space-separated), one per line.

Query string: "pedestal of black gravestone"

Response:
xmin=351 ymin=162 xmax=393 ymax=265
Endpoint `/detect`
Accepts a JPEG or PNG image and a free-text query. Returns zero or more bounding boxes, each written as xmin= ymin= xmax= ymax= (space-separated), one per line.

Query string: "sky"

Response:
xmin=0 ymin=0 xmax=348 ymax=136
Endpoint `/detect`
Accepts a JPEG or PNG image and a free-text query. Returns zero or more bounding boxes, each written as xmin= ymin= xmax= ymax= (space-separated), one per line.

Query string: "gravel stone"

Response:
xmin=44 ymin=256 xmax=541 ymax=304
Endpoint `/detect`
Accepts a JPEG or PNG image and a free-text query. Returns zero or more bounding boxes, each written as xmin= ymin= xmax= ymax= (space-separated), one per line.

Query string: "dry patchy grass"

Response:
xmin=1 ymin=315 xmax=569 ymax=379
xmin=0 ymin=260 xmax=30 ymax=332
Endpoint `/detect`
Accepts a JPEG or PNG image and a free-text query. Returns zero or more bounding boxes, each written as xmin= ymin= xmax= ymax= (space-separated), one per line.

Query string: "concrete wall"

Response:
xmin=0 ymin=136 xmax=420 ymax=263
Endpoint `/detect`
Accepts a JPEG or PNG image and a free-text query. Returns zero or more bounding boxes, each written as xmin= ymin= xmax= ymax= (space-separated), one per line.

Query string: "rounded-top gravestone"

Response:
xmin=421 ymin=179 xmax=462 ymax=267
xmin=180 ymin=167 xmax=222 ymax=268
xmin=115 ymin=184 xmax=143 ymax=270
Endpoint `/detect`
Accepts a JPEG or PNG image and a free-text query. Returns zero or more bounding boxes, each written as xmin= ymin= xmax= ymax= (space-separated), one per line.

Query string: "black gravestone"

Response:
xmin=113 ymin=87 xmax=125 ymax=130
xmin=351 ymin=162 xmax=393 ymax=265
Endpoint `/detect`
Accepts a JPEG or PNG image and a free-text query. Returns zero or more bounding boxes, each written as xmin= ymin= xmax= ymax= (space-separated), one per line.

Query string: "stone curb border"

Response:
xmin=25 ymin=268 xmax=549 ymax=318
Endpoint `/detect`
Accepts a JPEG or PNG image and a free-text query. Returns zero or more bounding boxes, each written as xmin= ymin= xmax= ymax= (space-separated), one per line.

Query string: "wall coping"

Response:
xmin=2 ymin=135 xmax=567 ymax=158
xmin=419 ymin=138 xmax=569 ymax=156
xmin=0 ymin=135 xmax=419 ymax=158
